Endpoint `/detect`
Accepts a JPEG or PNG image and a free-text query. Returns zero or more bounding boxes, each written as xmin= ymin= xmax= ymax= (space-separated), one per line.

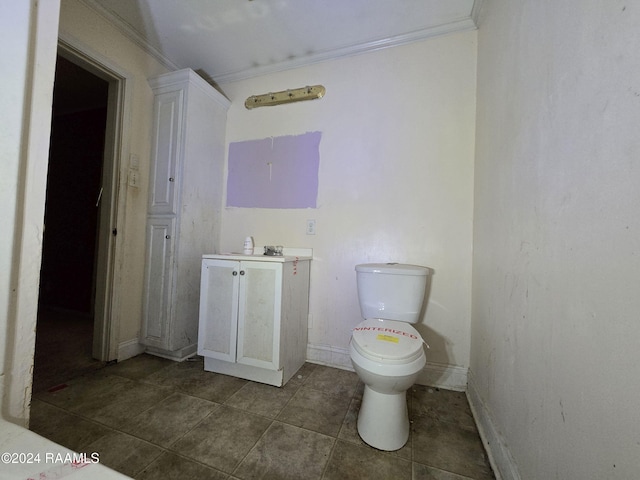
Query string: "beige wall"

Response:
xmin=220 ymin=31 xmax=477 ymax=387
xmin=6 ymin=1 xmax=639 ymax=475
xmin=1 ymin=0 xmax=60 ymax=425
xmin=58 ymin=0 xmax=169 ymax=347
xmin=1 ymin=0 xmax=169 ymax=424
xmin=3 ymin=0 xmax=476 ymax=423
xmin=471 ymin=0 xmax=640 ymax=477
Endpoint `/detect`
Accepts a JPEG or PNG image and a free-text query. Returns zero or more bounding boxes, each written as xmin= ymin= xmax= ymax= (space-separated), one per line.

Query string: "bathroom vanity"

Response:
xmin=198 ymin=249 xmax=311 ymax=386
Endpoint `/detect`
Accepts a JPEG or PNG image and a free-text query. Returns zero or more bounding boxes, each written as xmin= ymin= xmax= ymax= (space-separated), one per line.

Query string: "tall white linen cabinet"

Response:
xmin=142 ymin=69 xmax=230 ymax=360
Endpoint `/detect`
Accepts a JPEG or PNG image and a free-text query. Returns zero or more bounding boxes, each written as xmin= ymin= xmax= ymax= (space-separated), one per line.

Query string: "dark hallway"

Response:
xmin=33 ymin=55 xmax=110 ymax=393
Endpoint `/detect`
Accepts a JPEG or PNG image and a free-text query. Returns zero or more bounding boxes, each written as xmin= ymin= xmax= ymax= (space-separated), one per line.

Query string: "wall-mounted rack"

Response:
xmin=245 ymin=85 xmax=325 ymax=109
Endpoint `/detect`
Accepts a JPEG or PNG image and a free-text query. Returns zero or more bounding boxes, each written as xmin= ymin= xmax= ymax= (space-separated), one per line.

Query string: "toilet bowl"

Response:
xmin=350 ymin=318 xmax=426 ymax=451
xmin=349 ymin=263 xmax=430 ymax=451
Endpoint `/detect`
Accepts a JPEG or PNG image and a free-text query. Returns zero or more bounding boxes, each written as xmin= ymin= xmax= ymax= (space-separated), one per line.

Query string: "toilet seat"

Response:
xmin=351 ymin=319 xmax=424 ymax=365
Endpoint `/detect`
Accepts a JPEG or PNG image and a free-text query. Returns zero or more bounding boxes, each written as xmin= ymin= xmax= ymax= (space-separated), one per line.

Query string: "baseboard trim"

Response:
xmin=466 ymin=370 xmax=521 ymax=480
xmin=117 ymin=338 xmax=145 ymax=362
xmin=145 ymin=344 xmax=197 ymax=362
xmin=306 ymin=343 xmax=353 ymax=371
xmin=306 ymin=343 xmax=469 ymax=391
xmin=118 ymin=339 xmax=198 ymax=363
xmin=416 ymin=362 xmax=468 ymax=392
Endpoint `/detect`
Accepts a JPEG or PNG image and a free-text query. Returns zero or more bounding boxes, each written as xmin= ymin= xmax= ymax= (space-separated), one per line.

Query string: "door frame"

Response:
xmin=57 ymin=34 xmax=132 ymax=361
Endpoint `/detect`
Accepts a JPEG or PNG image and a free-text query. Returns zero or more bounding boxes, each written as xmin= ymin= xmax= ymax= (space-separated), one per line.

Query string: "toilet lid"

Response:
xmin=351 ymin=319 xmax=424 ymax=364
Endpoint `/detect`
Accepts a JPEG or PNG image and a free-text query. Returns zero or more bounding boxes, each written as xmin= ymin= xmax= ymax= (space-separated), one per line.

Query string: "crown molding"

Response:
xmin=80 ymin=0 xmax=181 ymax=72
xmin=212 ymin=16 xmax=477 ymax=84
xmin=80 ymin=0 xmax=477 ymax=86
xmin=471 ymin=0 xmax=486 ymax=28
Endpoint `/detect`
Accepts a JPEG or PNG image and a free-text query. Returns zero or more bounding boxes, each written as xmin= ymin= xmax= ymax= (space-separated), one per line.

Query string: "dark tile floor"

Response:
xmin=32 ymin=307 xmax=105 ymax=394
xmin=30 ymin=354 xmax=495 ymax=479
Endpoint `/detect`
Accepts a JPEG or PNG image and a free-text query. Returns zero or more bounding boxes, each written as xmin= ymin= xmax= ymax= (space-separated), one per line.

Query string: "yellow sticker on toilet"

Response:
xmin=376 ymin=334 xmax=399 ymax=343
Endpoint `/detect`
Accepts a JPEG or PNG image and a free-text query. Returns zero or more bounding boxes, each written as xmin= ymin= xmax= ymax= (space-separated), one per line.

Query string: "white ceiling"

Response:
xmin=86 ymin=0 xmax=481 ymax=84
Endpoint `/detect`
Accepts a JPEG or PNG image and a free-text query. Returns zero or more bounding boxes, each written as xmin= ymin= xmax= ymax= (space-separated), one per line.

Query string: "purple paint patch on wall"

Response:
xmin=227 ymin=131 xmax=321 ymax=208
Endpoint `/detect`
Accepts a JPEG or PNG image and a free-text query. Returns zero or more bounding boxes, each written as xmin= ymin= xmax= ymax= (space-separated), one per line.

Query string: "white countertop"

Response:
xmin=203 ymin=247 xmax=312 ymax=263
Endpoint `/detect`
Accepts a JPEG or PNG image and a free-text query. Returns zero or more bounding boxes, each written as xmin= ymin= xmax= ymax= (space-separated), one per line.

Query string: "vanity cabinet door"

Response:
xmin=142 ymin=217 xmax=175 ymax=350
xmin=236 ymin=261 xmax=282 ymax=371
xmin=198 ymin=259 xmax=240 ymax=362
xmin=198 ymin=254 xmax=310 ymax=386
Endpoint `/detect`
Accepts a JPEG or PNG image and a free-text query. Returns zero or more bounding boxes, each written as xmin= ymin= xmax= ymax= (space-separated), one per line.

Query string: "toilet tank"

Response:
xmin=355 ymin=263 xmax=429 ymax=323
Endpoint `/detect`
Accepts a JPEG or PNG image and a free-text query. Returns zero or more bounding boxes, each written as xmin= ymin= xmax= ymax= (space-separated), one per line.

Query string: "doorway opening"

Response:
xmin=33 ymin=50 xmax=121 ymax=393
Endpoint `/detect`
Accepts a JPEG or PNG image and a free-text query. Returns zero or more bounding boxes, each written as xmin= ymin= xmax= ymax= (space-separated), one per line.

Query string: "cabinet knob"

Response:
xmin=232 ymin=271 xmax=238 ymax=276
xmin=240 ymin=270 xmax=245 ymax=275
xmin=169 ymin=177 xmax=175 ymax=182
xmin=165 ymin=235 xmax=171 ymax=239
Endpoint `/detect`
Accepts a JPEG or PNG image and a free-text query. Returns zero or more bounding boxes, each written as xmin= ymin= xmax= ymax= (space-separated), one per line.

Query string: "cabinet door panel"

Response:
xmin=237 ymin=262 xmax=282 ymax=370
xmin=142 ymin=218 xmax=175 ymax=349
xmin=149 ymin=90 xmax=183 ymax=215
xmin=198 ymin=259 xmax=239 ymax=362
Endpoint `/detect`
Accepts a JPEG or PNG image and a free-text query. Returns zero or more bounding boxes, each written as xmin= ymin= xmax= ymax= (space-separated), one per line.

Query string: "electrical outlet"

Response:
xmin=306 ymin=219 xmax=316 ymax=235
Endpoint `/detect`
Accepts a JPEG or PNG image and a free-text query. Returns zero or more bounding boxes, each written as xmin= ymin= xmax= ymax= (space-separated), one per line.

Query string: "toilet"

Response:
xmin=349 ymin=263 xmax=430 ymax=451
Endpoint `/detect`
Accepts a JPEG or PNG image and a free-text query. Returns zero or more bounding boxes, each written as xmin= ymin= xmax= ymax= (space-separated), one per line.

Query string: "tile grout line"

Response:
xmin=35 ymin=370 xmax=230 ymax=477
xmin=229 ymin=415 xmax=278 ymax=478
xmin=319 ymin=437 xmax=340 ymax=480
xmin=32 ymin=358 xmax=494 ymax=479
